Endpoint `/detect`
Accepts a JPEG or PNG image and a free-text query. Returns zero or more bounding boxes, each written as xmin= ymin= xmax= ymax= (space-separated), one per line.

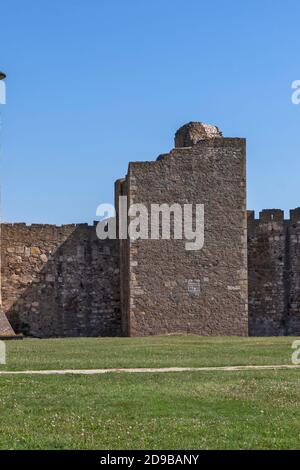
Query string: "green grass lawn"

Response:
xmin=1 ymin=336 xmax=299 ymax=371
xmin=0 ymin=370 xmax=300 ymax=449
xmin=0 ymin=336 xmax=299 ymax=450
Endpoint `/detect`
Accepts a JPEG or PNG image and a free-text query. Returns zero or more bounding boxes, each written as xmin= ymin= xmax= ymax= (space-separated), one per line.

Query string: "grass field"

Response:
xmin=0 ymin=336 xmax=299 ymax=450
xmin=1 ymin=336 xmax=298 ymax=370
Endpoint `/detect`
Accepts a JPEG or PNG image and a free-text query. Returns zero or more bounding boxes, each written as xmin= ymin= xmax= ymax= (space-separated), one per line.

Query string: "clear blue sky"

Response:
xmin=0 ymin=0 xmax=299 ymax=224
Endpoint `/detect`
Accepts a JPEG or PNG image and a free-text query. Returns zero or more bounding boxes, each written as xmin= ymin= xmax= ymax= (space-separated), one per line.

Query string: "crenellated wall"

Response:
xmin=1 ymin=223 xmax=121 ymax=337
xmin=1 ymin=117 xmax=300 ymax=338
xmin=248 ymin=208 xmax=300 ymax=336
xmin=2 ymin=207 xmax=300 ymax=338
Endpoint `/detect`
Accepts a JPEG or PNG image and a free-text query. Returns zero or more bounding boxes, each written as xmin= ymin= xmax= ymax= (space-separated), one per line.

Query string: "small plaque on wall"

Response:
xmin=187 ymin=279 xmax=201 ymax=297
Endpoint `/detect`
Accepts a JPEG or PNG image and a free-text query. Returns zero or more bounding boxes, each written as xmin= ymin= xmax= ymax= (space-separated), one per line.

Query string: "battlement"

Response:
xmin=290 ymin=208 xmax=300 ymax=224
xmin=247 ymin=208 xmax=300 ymax=223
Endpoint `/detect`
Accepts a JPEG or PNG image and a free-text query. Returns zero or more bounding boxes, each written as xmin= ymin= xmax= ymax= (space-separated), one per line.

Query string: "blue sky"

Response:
xmin=0 ymin=0 xmax=299 ymax=224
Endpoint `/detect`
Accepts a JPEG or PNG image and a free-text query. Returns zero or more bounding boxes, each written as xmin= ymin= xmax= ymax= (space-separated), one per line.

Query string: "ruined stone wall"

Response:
xmin=248 ymin=209 xmax=300 ymax=336
xmin=1 ymin=223 xmax=121 ymax=337
xmin=2 ymin=117 xmax=300 ymax=338
xmin=119 ymin=137 xmax=248 ymax=336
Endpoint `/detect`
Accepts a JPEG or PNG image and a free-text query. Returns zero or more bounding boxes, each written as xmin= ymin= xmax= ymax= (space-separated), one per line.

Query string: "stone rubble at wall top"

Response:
xmin=175 ymin=121 xmax=223 ymax=148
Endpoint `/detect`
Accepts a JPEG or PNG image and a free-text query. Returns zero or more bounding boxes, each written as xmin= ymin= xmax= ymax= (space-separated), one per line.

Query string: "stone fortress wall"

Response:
xmin=116 ymin=128 xmax=248 ymax=337
xmin=1 ymin=122 xmax=299 ymax=338
xmin=1 ymin=223 xmax=121 ymax=337
xmin=248 ymin=208 xmax=300 ymax=336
